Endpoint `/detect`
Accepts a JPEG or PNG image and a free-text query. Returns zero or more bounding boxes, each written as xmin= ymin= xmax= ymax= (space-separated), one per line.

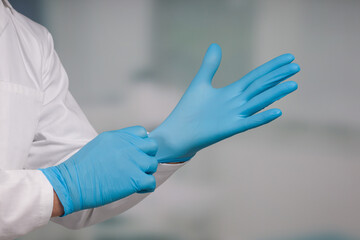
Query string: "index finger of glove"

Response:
xmin=128 ymin=137 xmax=159 ymax=157
xmin=116 ymin=126 xmax=148 ymax=138
xmin=109 ymin=130 xmax=158 ymax=156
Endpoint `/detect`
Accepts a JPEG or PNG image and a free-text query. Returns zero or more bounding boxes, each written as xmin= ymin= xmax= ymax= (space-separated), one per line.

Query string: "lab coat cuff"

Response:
xmin=155 ymin=161 xmax=186 ymax=185
xmin=157 ymin=162 xmax=186 ymax=172
xmin=36 ymin=170 xmax=55 ymax=226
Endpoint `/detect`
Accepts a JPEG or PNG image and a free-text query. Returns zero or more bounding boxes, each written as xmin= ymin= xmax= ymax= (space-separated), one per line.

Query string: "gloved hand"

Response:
xmin=150 ymin=43 xmax=300 ymax=163
xmin=40 ymin=126 xmax=158 ymax=216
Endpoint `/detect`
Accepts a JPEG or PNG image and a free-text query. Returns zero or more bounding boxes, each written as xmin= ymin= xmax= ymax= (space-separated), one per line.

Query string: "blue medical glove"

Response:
xmin=40 ymin=126 xmax=158 ymax=216
xmin=150 ymin=44 xmax=300 ymax=163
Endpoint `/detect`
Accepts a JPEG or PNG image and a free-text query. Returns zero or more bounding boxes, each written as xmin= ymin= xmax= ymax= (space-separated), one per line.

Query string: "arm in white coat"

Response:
xmin=0 ymin=170 xmax=53 ymax=240
xmin=0 ymin=5 xmax=184 ymax=236
xmin=0 ymin=5 xmax=56 ymax=239
xmin=26 ymin=30 xmax=185 ymax=229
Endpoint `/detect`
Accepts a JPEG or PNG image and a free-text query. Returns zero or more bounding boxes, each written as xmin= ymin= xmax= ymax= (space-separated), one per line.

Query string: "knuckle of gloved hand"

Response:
xmin=136 ymin=175 xmax=156 ymax=193
xmin=146 ymin=175 xmax=156 ymax=192
xmin=147 ymin=157 xmax=158 ymax=173
xmin=132 ymin=176 xmax=143 ymax=192
xmin=146 ymin=138 xmax=158 ymax=155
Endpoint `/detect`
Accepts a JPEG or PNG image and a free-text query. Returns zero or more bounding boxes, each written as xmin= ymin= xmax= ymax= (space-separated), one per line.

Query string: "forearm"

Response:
xmin=0 ymin=170 xmax=53 ymax=239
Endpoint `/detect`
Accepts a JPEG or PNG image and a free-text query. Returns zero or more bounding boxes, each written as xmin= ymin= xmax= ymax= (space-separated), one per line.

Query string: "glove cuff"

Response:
xmin=157 ymin=154 xmax=194 ymax=163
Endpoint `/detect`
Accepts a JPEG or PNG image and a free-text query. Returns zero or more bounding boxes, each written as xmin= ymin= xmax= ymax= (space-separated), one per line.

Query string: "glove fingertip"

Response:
xmin=204 ymin=43 xmax=222 ymax=68
xmin=270 ymin=108 xmax=282 ymax=117
xmin=285 ymin=81 xmax=298 ymax=91
xmin=281 ymin=53 xmax=295 ymax=62
xmin=289 ymin=63 xmax=301 ymax=73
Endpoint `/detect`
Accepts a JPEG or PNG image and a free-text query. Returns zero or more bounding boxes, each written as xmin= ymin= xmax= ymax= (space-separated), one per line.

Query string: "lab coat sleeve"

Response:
xmin=28 ymin=31 xmax=185 ymax=229
xmin=0 ymin=170 xmax=53 ymax=240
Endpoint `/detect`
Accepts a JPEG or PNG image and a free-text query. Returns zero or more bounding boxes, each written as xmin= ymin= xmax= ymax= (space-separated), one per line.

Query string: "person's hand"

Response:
xmin=150 ymin=43 xmax=300 ymax=163
xmin=40 ymin=126 xmax=158 ymax=216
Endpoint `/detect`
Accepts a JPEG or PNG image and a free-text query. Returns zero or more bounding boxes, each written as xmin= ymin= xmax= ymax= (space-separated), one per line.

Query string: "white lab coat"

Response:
xmin=0 ymin=1 xmax=184 ymax=239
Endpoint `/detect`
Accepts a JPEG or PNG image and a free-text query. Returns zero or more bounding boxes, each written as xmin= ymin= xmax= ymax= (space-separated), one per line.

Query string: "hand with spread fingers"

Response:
xmin=150 ymin=43 xmax=300 ymax=163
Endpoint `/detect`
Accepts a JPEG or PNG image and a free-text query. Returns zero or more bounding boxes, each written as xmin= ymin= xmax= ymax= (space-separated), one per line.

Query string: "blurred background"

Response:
xmin=13 ymin=0 xmax=360 ymax=239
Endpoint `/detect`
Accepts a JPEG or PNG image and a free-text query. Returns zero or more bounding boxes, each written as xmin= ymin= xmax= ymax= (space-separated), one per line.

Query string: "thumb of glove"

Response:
xmin=191 ymin=43 xmax=222 ymax=86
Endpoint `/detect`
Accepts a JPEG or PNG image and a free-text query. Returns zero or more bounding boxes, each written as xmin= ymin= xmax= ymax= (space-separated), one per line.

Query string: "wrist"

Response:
xmin=149 ymin=128 xmax=195 ymax=163
xmin=52 ymin=190 xmax=64 ymax=217
xmin=40 ymin=166 xmax=74 ymax=216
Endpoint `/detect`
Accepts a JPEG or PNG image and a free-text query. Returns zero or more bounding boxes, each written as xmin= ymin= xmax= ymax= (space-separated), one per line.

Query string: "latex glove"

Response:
xmin=150 ymin=44 xmax=300 ymax=163
xmin=40 ymin=126 xmax=158 ymax=216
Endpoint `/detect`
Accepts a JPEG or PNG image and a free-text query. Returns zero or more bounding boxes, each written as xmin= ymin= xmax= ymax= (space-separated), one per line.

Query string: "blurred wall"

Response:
xmin=14 ymin=0 xmax=360 ymax=239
